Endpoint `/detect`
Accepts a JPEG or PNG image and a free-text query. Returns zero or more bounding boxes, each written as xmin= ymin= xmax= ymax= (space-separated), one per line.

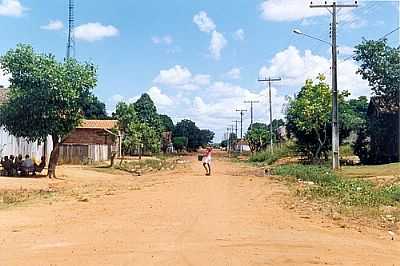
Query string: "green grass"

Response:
xmin=342 ymin=162 xmax=400 ymax=178
xmin=275 ymin=164 xmax=400 ymax=208
xmin=249 ymin=143 xmax=295 ymax=165
xmin=340 ymin=144 xmax=355 ymax=157
xmin=115 ymin=158 xmax=176 ymax=174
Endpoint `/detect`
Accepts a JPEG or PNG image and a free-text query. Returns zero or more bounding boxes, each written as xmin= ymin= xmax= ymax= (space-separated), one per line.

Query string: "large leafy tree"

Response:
xmin=159 ymin=114 xmax=174 ymax=132
xmin=245 ymin=123 xmax=269 ymax=153
xmin=354 ymin=39 xmax=400 ymax=106
xmin=199 ymin=129 xmax=215 ymax=148
xmin=0 ymin=44 xmax=97 ymax=178
xmin=81 ymin=94 xmax=108 ymax=119
xmin=173 ymin=119 xmax=215 ymax=151
xmin=113 ymin=101 xmax=161 ymax=155
xmin=134 ymin=93 xmax=162 ymax=129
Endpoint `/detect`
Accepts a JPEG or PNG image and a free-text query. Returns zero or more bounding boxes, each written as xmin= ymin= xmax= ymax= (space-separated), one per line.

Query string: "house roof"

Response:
xmin=78 ymin=119 xmax=118 ymax=129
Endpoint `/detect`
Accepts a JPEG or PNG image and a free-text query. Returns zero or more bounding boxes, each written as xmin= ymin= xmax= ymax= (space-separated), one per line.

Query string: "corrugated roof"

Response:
xmin=78 ymin=120 xmax=118 ymax=129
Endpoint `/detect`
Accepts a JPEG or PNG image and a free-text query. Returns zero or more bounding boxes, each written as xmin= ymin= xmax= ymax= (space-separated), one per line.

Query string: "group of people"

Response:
xmin=1 ymin=154 xmax=46 ymax=177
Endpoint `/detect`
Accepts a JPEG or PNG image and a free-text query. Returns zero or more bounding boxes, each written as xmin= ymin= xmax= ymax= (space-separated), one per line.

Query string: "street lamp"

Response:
xmin=293 ymin=29 xmax=332 ymax=46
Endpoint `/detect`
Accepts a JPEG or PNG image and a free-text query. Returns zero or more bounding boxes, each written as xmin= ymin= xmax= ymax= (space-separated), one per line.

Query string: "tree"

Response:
xmin=173 ymin=136 xmax=188 ymax=152
xmin=0 ymin=44 xmax=97 ymax=178
xmin=286 ymin=76 xmax=333 ymax=161
xmin=198 ymin=129 xmax=215 ymax=148
xmin=173 ymin=119 xmax=201 ymax=151
xmin=159 ymin=114 xmax=174 ymax=132
xmin=245 ymin=123 xmax=269 ymax=153
xmin=81 ymin=94 xmax=108 ymax=119
xmin=134 ymin=93 xmax=162 ymax=130
xmin=354 ymin=39 xmax=399 ymax=106
xmin=113 ymin=102 xmax=160 ymax=156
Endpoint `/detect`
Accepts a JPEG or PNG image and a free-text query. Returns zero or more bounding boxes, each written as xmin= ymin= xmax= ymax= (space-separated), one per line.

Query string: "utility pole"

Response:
xmin=232 ymin=120 xmax=239 ymax=138
xmin=258 ymin=77 xmax=281 ymax=153
xmin=235 ymin=109 xmax=247 ymax=140
xmin=244 ymin=100 xmax=260 ymax=129
xmin=310 ymin=1 xmax=358 ymax=170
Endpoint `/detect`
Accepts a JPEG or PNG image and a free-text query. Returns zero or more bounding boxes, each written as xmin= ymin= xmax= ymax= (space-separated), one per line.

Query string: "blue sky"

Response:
xmin=0 ymin=0 xmax=399 ymax=141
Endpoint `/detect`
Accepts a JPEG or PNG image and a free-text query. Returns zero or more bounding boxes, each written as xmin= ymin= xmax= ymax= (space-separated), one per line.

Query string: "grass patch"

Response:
xmin=275 ymin=164 xmax=400 ymax=208
xmin=249 ymin=143 xmax=295 ymax=165
xmin=340 ymin=144 xmax=355 ymax=157
xmin=342 ymin=162 xmax=400 ymax=178
xmin=0 ymin=189 xmax=55 ymax=208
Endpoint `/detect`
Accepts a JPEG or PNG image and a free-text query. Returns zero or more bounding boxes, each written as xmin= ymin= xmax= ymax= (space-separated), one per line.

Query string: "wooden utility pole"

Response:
xmin=310 ymin=1 xmax=358 ymax=170
xmin=258 ymin=77 xmax=281 ymax=153
xmin=244 ymin=100 xmax=260 ymax=129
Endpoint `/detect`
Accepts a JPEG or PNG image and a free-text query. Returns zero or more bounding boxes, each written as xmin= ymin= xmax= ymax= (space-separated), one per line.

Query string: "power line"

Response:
xmin=235 ymin=109 xmax=248 ymax=144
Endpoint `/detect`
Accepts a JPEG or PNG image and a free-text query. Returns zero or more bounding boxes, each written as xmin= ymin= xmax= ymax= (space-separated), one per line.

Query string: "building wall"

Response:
xmin=0 ymin=127 xmax=53 ymax=161
xmin=63 ymin=128 xmax=115 ymax=145
xmin=59 ymin=144 xmax=112 ymax=164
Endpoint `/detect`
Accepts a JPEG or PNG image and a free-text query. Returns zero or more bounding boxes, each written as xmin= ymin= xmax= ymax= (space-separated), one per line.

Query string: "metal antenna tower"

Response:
xmin=66 ymin=0 xmax=75 ymax=59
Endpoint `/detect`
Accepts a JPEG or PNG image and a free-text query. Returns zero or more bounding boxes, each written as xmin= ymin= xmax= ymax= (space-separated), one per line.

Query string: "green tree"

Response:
xmin=245 ymin=123 xmax=269 ymax=153
xmin=354 ymin=39 xmax=400 ymax=106
xmin=199 ymin=129 xmax=215 ymax=148
xmin=0 ymin=44 xmax=97 ymax=178
xmin=172 ymin=136 xmax=188 ymax=152
xmin=81 ymin=94 xmax=108 ymax=119
xmin=159 ymin=114 xmax=174 ymax=132
xmin=113 ymin=101 xmax=161 ymax=156
xmin=173 ymin=119 xmax=201 ymax=151
xmin=286 ymin=76 xmax=332 ymax=161
xmin=134 ymin=93 xmax=162 ymax=129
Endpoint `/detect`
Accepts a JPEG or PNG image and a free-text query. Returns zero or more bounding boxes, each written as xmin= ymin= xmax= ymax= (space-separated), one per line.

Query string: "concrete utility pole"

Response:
xmin=258 ymin=77 xmax=281 ymax=153
xmin=244 ymin=100 xmax=260 ymax=129
xmin=310 ymin=1 xmax=358 ymax=170
xmin=235 ymin=109 xmax=248 ymax=140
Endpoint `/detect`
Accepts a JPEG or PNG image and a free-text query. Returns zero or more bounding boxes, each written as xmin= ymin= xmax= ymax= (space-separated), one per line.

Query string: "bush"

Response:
xmin=249 ymin=143 xmax=294 ymax=165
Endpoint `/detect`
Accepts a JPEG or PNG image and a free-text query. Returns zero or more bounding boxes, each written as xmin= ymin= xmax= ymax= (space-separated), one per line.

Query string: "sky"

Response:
xmin=0 ymin=0 xmax=399 ymax=142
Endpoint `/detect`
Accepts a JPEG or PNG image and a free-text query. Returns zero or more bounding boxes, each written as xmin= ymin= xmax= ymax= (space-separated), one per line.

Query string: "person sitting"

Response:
xmin=9 ymin=155 xmax=17 ymax=176
xmin=21 ymin=154 xmax=35 ymax=176
xmin=15 ymin=154 xmax=23 ymax=174
xmin=1 ymin=156 xmax=12 ymax=176
xmin=34 ymin=156 xmax=46 ymax=174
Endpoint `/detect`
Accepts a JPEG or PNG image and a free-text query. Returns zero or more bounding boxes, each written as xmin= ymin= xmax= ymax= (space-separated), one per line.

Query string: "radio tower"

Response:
xmin=66 ymin=0 xmax=75 ymax=59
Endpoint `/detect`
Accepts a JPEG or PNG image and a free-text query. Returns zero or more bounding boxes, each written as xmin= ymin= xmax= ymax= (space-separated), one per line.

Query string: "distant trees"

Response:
xmin=245 ymin=123 xmax=269 ymax=153
xmin=113 ymin=95 xmax=162 ymax=155
xmin=173 ymin=119 xmax=214 ymax=151
xmin=81 ymin=94 xmax=108 ymax=119
xmin=0 ymin=44 xmax=97 ymax=178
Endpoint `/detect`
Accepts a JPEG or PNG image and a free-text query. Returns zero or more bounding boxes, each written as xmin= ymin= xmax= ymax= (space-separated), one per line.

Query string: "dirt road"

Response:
xmin=0 ymin=156 xmax=399 ymax=265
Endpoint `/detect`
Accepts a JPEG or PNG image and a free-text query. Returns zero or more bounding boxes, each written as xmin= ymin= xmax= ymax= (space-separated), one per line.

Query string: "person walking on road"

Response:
xmin=202 ymin=147 xmax=212 ymax=176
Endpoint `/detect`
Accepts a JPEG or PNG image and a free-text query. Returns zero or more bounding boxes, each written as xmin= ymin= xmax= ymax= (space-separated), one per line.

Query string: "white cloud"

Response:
xmin=338 ymin=46 xmax=354 ymax=57
xmin=152 ymin=35 xmax=173 ymax=45
xmin=193 ymin=11 xmax=216 ymax=33
xmin=74 ymin=23 xmax=119 ymax=42
xmin=41 ymin=20 xmax=64 ymax=31
xmin=153 ymin=65 xmax=210 ymax=90
xmin=233 ymin=29 xmax=245 ymax=41
xmin=259 ymin=0 xmax=328 ymax=22
xmin=0 ymin=0 xmax=26 ymax=17
xmin=209 ymin=30 xmax=227 ymax=60
xmin=147 ymin=87 xmax=173 ymax=106
xmin=225 ymin=68 xmax=241 ymax=80
xmin=259 ymin=46 xmax=370 ymax=98
xmin=0 ymin=65 xmax=10 ymax=87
